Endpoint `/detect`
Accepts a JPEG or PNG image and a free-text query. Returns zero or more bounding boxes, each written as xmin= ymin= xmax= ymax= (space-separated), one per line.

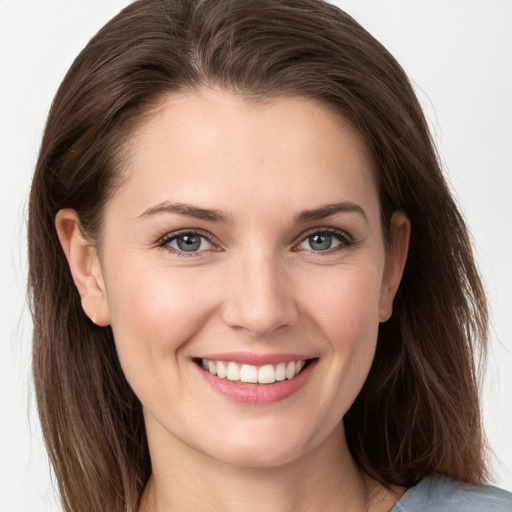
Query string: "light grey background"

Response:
xmin=1 ymin=1 xmax=510 ymax=510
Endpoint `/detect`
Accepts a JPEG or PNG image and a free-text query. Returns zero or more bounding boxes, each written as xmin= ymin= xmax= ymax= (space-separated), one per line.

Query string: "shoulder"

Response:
xmin=391 ymin=476 xmax=512 ymax=512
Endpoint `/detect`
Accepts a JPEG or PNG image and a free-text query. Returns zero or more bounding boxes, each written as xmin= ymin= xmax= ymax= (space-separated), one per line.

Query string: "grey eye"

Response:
xmin=168 ymin=233 xmax=213 ymax=252
xmin=298 ymin=231 xmax=345 ymax=251
xmin=309 ymin=233 xmax=334 ymax=251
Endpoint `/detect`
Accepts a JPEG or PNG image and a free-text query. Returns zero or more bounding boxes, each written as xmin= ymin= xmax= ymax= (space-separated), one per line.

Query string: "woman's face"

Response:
xmin=85 ymin=89 xmax=407 ymax=467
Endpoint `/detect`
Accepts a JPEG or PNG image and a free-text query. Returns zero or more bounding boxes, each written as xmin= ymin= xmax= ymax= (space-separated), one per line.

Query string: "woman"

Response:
xmin=27 ymin=0 xmax=512 ymax=511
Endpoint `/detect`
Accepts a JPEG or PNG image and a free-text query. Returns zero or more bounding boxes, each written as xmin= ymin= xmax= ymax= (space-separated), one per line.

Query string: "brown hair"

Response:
xmin=28 ymin=1 xmax=488 ymax=511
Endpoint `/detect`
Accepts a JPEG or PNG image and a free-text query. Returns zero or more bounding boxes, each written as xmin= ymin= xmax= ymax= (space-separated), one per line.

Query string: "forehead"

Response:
xmin=109 ymin=89 xmax=379 ymax=221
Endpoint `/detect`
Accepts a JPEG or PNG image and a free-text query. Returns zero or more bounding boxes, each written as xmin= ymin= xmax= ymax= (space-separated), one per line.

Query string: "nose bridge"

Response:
xmin=221 ymin=246 xmax=298 ymax=336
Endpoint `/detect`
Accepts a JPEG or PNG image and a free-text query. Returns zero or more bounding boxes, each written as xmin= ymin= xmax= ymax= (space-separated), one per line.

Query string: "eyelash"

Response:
xmin=157 ymin=227 xmax=354 ymax=257
xmin=157 ymin=229 xmax=219 ymax=257
xmin=295 ymin=228 xmax=354 ymax=254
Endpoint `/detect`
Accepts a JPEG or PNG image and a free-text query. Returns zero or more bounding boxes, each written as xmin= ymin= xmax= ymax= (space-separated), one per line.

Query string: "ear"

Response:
xmin=55 ymin=209 xmax=110 ymax=326
xmin=378 ymin=211 xmax=410 ymax=322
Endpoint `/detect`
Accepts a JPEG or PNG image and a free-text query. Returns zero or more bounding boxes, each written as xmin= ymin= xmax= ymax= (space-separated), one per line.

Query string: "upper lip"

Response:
xmin=195 ymin=352 xmax=316 ymax=366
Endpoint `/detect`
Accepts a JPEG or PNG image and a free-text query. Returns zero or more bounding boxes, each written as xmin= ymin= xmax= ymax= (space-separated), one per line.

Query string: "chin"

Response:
xmin=198 ymin=426 xmax=316 ymax=469
xmin=212 ymin=444 xmax=305 ymax=469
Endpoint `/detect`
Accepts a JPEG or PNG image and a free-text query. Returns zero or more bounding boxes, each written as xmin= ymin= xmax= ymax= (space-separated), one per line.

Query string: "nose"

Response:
xmin=221 ymin=250 xmax=299 ymax=337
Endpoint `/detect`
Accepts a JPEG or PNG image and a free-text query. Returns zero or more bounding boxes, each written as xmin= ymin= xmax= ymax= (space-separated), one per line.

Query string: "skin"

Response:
xmin=57 ymin=89 xmax=410 ymax=511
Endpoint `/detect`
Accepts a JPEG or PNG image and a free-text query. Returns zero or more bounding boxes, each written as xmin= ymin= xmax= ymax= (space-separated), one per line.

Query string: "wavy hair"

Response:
xmin=28 ymin=1 xmax=488 ymax=511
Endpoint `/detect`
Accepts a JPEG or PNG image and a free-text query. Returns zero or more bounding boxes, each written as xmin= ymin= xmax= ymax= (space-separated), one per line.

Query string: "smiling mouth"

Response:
xmin=194 ymin=358 xmax=316 ymax=385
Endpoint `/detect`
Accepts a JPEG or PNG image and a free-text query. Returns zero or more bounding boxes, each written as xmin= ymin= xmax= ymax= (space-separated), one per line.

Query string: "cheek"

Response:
xmin=303 ymin=265 xmax=383 ymax=342
xmin=300 ymin=266 xmax=383 ymax=402
xmin=104 ymin=263 xmax=217 ymax=376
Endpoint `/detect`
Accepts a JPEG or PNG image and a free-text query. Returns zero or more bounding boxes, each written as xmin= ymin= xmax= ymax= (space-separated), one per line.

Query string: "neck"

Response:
xmin=139 ymin=419 xmax=399 ymax=512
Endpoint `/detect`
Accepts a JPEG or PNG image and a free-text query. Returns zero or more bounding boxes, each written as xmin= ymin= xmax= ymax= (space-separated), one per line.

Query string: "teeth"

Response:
xmin=275 ymin=362 xmax=286 ymax=381
xmin=258 ymin=364 xmax=275 ymax=384
xmin=240 ymin=364 xmax=258 ymax=383
xmin=285 ymin=361 xmax=296 ymax=379
xmin=216 ymin=361 xmax=227 ymax=379
xmin=200 ymin=359 xmax=308 ymax=384
xmin=226 ymin=362 xmax=240 ymax=381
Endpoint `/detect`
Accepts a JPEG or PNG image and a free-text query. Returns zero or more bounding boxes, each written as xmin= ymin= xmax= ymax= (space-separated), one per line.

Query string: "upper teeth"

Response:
xmin=201 ymin=359 xmax=306 ymax=384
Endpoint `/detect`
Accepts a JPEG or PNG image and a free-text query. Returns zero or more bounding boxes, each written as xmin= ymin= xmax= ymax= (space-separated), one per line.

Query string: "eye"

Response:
xmin=160 ymin=231 xmax=215 ymax=254
xmin=297 ymin=229 xmax=351 ymax=252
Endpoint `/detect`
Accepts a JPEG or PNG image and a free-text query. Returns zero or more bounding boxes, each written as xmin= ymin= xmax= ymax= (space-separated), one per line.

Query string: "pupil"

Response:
xmin=177 ymin=234 xmax=201 ymax=251
xmin=310 ymin=233 xmax=331 ymax=251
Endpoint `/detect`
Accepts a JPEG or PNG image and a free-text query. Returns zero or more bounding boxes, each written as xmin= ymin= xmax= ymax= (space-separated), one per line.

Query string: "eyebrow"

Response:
xmin=295 ymin=201 xmax=368 ymax=224
xmin=135 ymin=200 xmax=368 ymax=224
xmin=135 ymin=202 xmax=231 ymax=223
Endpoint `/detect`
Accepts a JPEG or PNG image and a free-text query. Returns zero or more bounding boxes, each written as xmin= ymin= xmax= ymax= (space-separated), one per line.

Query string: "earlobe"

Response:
xmin=378 ymin=211 xmax=410 ymax=322
xmin=55 ymin=209 xmax=110 ymax=326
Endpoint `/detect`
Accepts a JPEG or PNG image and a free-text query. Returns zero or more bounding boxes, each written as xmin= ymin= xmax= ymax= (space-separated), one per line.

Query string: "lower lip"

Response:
xmin=196 ymin=359 xmax=317 ymax=404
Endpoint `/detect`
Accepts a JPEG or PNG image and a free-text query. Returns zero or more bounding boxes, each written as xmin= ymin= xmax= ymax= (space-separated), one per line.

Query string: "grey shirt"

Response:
xmin=391 ymin=476 xmax=512 ymax=511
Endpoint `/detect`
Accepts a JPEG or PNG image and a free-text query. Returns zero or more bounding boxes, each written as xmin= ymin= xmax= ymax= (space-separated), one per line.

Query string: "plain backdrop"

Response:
xmin=1 ymin=1 xmax=511 ymax=510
